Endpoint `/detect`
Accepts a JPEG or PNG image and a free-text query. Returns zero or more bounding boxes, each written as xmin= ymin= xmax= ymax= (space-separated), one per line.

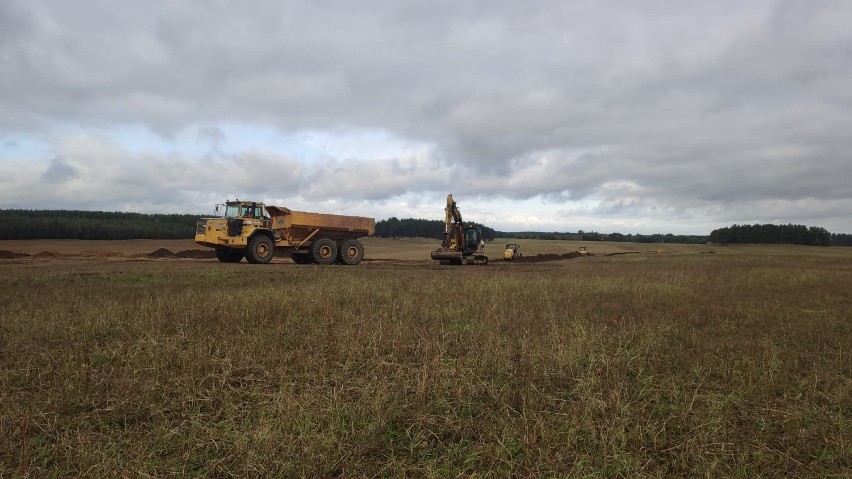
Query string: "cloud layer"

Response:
xmin=2 ymin=0 xmax=851 ymax=233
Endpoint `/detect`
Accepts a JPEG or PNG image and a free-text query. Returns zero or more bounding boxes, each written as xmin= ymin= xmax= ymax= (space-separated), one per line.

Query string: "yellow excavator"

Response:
xmin=431 ymin=194 xmax=488 ymax=265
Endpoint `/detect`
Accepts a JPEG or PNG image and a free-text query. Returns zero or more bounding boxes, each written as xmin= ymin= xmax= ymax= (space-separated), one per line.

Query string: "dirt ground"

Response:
xmin=0 ymin=242 xmax=610 ymax=274
xmin=0 ymin=237 xmax=714 ymax=265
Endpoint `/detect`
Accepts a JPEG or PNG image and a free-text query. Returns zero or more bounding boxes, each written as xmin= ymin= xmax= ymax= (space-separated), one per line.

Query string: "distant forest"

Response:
xmin=376 ymin=218 xmax=707 ymax=244
xmin=2 ymin=210 xmax=851 ymax=246
xmin=0 ymin=210 xmax=198 ymax=240
xmin=376 ymin=218 xmax=497 ymax=241
xmin=709 ymin=224 xmax=841 ymax=246
xmin=497 ymin=231 xmax=710 ymax=244
xmin=376 ymin=218 xmax=852 ymax=246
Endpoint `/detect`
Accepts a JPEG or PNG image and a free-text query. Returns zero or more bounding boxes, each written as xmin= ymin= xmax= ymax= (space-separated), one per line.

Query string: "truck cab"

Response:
xmin=195 ymin=200 xmax=276 ymax=263
xmin=221 ymin=201 xmax=271 ymax=236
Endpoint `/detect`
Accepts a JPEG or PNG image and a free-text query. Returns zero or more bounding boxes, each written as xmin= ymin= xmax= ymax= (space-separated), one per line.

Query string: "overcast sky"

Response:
xmin=1 ymin=0 xmax=851 ymax=234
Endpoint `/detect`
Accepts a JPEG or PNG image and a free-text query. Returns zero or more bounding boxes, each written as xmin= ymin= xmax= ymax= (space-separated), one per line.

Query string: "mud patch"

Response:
xmin=33 ymin=251 xmax=63 ymax=258
xmin=175 ymin=249 xmax=216 ymax=259
xmin=0 ymin=250 xmax=29 ymax=259
xmin=78 ymin=250 xmax=127 ymax=258
xmin=514 ymin=251 xmax=585 ymax=263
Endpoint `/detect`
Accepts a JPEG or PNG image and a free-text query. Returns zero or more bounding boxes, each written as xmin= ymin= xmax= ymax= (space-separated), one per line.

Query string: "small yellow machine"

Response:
xmin=195 ymin=200 xmax=375 ymax=264
xmin=503 ymin=243 xmax=521 ymax=261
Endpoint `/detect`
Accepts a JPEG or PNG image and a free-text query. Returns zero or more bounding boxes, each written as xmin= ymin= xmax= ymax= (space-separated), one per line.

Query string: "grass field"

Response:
xmin=1 ymin=238 xmax=850 ymax=477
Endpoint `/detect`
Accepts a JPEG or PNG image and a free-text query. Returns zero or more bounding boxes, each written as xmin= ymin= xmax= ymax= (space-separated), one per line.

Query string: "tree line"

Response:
xmin=498 ymin=231 xmax=709 ymax=244
xmin=830 ymin=233 xmax=852 ymax=246
xmin=709 ymin=224 xmax=833 ymax=246
xmin=375 ymin=219 xmax=710 ymax=244
xmin=3 ymin=210 xmax=851 ymax=246
xmin=375 ymin=217 xmax=496 ymax=241
xmin=0 ymin=210 xmax=199 ymax=240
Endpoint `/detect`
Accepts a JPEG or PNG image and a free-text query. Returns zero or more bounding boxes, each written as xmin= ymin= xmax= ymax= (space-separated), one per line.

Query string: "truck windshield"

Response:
xmin=224 ymin=204 xmax=241 ymax=217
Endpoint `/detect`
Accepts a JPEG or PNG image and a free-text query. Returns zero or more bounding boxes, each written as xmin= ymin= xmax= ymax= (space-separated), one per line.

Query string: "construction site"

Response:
xmin=0 ymin=194 xmax=847 ymax=479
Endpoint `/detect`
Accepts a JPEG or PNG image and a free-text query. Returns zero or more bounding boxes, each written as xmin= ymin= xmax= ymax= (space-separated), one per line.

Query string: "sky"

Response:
xmin=1 ymin=0 xmax=851 ymax=234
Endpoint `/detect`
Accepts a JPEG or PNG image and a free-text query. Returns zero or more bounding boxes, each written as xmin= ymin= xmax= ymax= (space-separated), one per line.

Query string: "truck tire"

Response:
xmin=245 ymin=235 xmax=274 ymax=264
xmin=291 ymin=253 xmax=312 ymax=264
xmin=337 ymin=239 xmax=364 ymax=265
xmin=216 ymin=247 xmax=243 ymax=263
xmin=310 ymin=238 xmax=337 ymax=265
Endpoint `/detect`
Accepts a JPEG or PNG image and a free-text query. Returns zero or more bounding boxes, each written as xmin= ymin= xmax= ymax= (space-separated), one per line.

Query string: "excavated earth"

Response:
xmin=0 ymin=249 xmax=217 ymax=260
xmin=0 ymin=250 xmax=28 ymax=259
xmin=1 ymin=249 xmax=611 ymax=264
xmin=513 ymin=251 xmax=586 ymax=262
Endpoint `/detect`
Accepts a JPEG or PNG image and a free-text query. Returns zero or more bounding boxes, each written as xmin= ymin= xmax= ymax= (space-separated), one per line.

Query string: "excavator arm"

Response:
xmin=441 ymin=194 xmax=465 ymax=249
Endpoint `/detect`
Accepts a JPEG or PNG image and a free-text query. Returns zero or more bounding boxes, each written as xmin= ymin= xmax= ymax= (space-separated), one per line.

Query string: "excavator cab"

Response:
xmin=463 ymin=227 xmax=482 ymax=253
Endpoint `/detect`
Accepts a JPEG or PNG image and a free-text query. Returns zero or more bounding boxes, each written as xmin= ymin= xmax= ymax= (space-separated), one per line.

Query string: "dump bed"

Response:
xmin=266 ymin=206 xmax=375 ymax=243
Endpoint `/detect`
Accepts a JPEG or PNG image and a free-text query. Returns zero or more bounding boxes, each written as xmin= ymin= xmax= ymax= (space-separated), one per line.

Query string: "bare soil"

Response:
xmin=514 ymin=251 xmax=584 ymax=262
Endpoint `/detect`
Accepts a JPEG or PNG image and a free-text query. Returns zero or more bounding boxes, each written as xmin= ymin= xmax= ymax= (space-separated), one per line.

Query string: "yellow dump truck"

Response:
xmin=195 ymin=200 xmax=375 ymax=265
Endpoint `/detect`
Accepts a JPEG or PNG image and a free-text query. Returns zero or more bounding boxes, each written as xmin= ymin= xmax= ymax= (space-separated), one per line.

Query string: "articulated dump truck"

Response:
xmin=195 ymin=200 xmax=375 ymax=265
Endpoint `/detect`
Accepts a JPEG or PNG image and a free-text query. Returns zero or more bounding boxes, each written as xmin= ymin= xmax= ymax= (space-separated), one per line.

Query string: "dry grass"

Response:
xmin=0 ymin=241 xmax=850 ymax=477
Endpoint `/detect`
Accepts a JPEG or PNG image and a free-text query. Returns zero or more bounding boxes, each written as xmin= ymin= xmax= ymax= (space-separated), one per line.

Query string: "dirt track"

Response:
xmin=0 ymin=247 xmax=598 ymax=264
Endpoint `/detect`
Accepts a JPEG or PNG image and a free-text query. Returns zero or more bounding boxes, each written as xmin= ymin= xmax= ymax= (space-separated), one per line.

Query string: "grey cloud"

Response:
xmin=197 ymin=127 xmax=226 ymax=145
xmin=2 ymin=0 xmax=852 ymax=231
xmin=41 ymin=156 xmax=77 ymax=183
xmin=198 ymin=126 xmax=226 ymax=157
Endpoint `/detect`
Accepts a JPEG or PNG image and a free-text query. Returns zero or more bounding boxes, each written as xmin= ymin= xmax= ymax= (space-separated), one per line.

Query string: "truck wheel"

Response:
xmin=245 ymin=235 xmax=274 ymax=264
xmin=337 ymin=239 xmax=364 ymax=265
xmin=310 ymin=238 xmax=338 ymax=265
xmin=216 ymin=247 xmax=243 ymax=263
xmin=291 ymin=253 xmax=312 ymax=264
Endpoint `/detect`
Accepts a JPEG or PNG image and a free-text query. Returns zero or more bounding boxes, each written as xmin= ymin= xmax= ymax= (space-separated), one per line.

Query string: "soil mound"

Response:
xmin=147 ymin=248 xmax=177 ymax=258
xmin=176 ymin=249 xmax=216 ymax=259
xmin=515 ymin=251 xmax=582 ymax=263
xmin=33 ymin=251 xmax=62 ymax=258
xmin=605 ymin=251 xmax=642 ymax=256
xmin=0 ymin=250 xmax=29 ymax=259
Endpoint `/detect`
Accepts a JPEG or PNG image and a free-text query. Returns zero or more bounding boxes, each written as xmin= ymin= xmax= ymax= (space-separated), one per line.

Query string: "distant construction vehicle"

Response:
xmin=195 ymin=200 xmax=375 ymax=265
xmin=503 ymin=243 xmax=521 ymax=261
xmin=431 ymin=194 xmax=488 ymax=265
